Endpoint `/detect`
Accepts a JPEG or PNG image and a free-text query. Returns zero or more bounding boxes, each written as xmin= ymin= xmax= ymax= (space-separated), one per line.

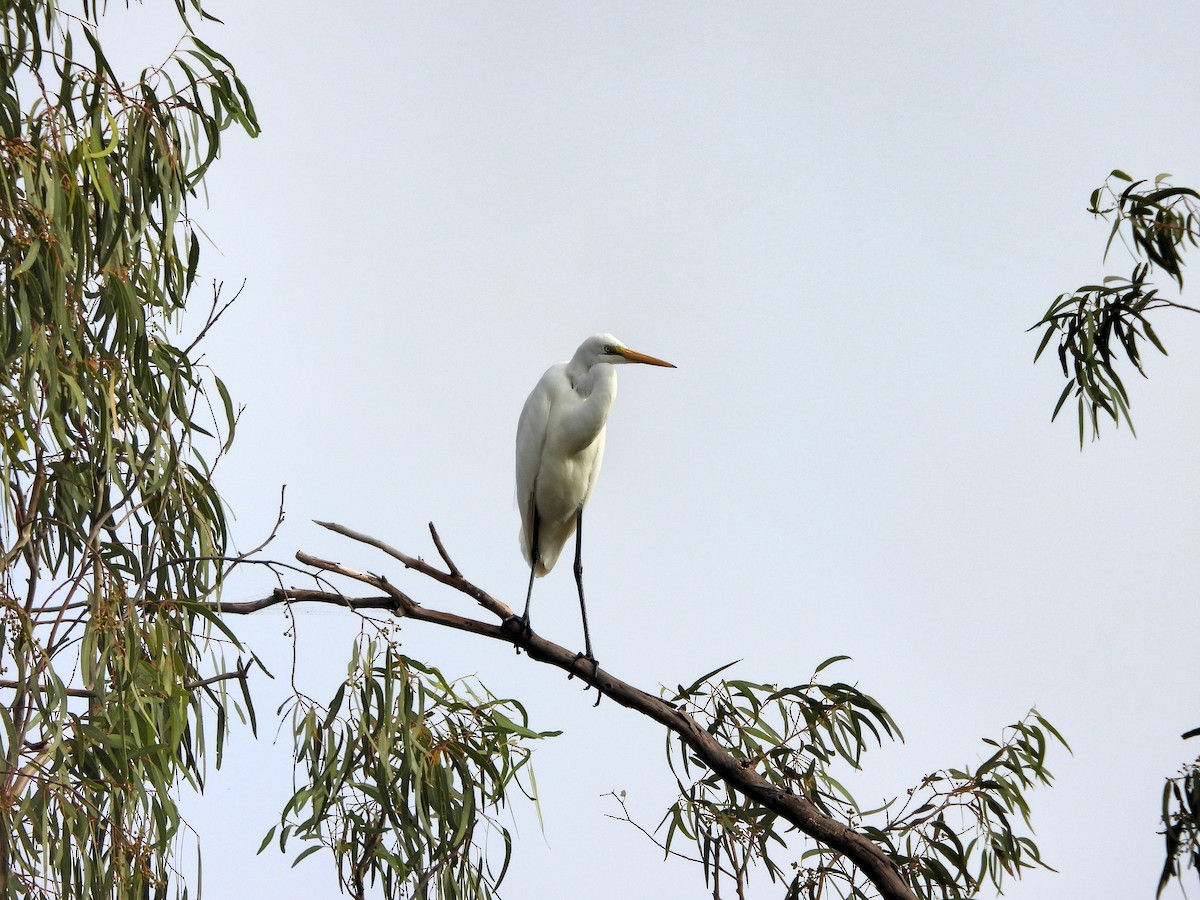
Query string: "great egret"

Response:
xmin=514 ymin=333 xmax=675 ymax=663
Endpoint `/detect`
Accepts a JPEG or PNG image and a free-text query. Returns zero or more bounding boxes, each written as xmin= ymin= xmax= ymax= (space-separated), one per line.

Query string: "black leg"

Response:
xmin=512 ymin=510 xmax=538 ymax=650
xmin=573 ymin=508 xmax=593 ymax=660
xmin=572 ymin=509 xmax=601 ymax=706
xmin=521 ymin=510 xmax=539 ymax=621
xmin=521 ymin=563 xmax=536 ymax=620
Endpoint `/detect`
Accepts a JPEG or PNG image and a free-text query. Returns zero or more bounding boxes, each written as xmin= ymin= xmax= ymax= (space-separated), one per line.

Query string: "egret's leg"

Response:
xmin=521 ymin=564 xmax=536 ymax=619
xmin=512 ymin=512 xmax=539 ymax=651
xmin=572 ymin=508 xmax=594 ymax=661
xmin=572 ymin=510 xmax=601 ymax=706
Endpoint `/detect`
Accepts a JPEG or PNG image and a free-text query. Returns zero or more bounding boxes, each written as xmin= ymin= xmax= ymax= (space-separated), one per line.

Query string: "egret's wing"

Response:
xmin=515 ymin=375 xmax=553 ymax=567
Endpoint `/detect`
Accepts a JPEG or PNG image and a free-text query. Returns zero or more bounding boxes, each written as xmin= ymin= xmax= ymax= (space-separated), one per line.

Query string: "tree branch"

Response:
xmin=0 ymin=679 xmax=94 ymax=699
xmin=211 ymin=587 xmax=397 ymax=615
xmin=0 ymin=662 xmax=257 ymax=697
xmin=312 ymin=520 xmax=511 ymax=620
xmin=222 ymin=524 xmax=916 ymax=900
xmin=183 ymin=658 xmax=252 ymax=691
xmin=428 ymin=521 xmax=462 ymax=577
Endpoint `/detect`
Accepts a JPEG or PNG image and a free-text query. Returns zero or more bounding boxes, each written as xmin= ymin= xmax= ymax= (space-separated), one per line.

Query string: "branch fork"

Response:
xmin=223 ymin=520 xmax=916 ymax=900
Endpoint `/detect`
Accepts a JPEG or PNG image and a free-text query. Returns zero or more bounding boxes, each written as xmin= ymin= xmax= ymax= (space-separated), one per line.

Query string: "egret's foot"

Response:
xmin=569 ymin=651 xmax=602 ymax=707
xmin=505 ymin=613 xmax=533 ymax=653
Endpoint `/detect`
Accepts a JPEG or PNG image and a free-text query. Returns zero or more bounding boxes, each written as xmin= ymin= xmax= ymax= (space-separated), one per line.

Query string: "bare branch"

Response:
xmin=222 ymin=524 xmax=917 ymax=900
xmin=0 ymin=679 xmax=94 ymax=699
xmin=313 ymin=521 xmax=512 ymax=620
xmin=429 ymin=522 xmax=461 ymax=577
xmin=4 ymin=746 xmax=54 ymax=805
xmin=1162 ymin=298 xmax=1200 ymax=315
xmin=182 ymin=281 xmax=245 ymax=358
xmin=0 ymin=662 xmax=254 ymax=698
xmin=294 ymin=552 xmax=512 ymax=643
xmin=603 ymin=791 xmax=710 ymax=868
xmin=211 ymin=587 xmax=396 ymax=615
xmin=293 ymin=551 xmax=418 ymax=610
xmin=229 ymin=485 xmax=287 ymax=565
xmin=183 ymin=658 xmax=252 ymax=691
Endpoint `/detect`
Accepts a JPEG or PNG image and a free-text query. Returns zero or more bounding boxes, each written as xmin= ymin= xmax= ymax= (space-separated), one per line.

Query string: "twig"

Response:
xmin=230 ymin=485 xmax=287 ymax=565
xmin=428 ymin=522 xmax=461 ymax=577
xmin=183 ymin=657 xmax=252 ymax=691
xmin=293 ymin=552 xmax=511 ymax=644
xmin=603 ymin=791 xmax=709 ymax=868
xmin=313 ymin=521 xmax=511 ymax=620
xmin=183 ymin=281 xmax=245 ymax=358
xmin=1162 ymin=299 xmax=1200 ymax=315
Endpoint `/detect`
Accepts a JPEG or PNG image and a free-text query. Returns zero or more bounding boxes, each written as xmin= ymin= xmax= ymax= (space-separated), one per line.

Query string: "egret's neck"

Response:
xmin=569 ymin=359 xmax=616 ymax=400
xmin=562 ymin=362 xmax=618 ymax=450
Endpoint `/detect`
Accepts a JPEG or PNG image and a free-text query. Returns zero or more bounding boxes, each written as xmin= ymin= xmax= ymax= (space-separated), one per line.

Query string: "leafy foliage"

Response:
xmin=1159 ymin=751 xmax=1200 ymax=897
xmin=867 ymin=711 xmax=1067 ymax=900
xmin=658 ymin=656 xmax=900 ymax=897
xmin=1032 ymin=171 xmax=1200 ymax=444
xmin=0 ymin=1 xmax=257 ymax=896
xmin=270 ymin=640 xmax=558 ymax=900
xmin=622 ymin=659 xmax=1065 ymax=900
xmin=1093 ymin=171 xmax=1200 ymax=289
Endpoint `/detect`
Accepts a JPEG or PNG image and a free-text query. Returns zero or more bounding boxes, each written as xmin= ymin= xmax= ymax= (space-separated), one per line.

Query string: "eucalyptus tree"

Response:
xmin=0 ymin=0 xmax=259 ymax=893
xmin=1 ymin=3 xmax=1066 ymax=899
xmin=1031 ymin=171 xmax=1200 ymax=898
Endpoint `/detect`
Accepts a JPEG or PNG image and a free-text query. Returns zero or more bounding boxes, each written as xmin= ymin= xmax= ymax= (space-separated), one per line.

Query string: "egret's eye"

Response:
xmin=604 ymin=345 xmax=615 ymax=354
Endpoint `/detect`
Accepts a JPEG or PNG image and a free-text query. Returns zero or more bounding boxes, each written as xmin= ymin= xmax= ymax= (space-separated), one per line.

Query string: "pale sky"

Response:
xmin=99 ymin=2 xmax=1200 ymax=897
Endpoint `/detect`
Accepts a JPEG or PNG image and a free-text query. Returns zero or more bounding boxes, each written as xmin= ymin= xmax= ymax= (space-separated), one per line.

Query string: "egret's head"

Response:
xmin=576 ymin=333 xmax=676 ymax=369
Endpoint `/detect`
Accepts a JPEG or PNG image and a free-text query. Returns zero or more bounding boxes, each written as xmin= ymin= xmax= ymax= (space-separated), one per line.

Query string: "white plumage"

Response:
xmin=514 ymin=333 xmax=674 ymax=657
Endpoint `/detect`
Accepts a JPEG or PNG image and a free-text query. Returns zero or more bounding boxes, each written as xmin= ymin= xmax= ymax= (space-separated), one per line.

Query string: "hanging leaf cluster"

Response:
xmin=866 ymin=710 xmax=1067 ymax=900
xmin=1159 ymin=756 xmax=1200 ymax=898
xmin=270 ymin=641 xmax=558 ymax=900
xmin=1032 ymin=171 xmax=1200 ymax=444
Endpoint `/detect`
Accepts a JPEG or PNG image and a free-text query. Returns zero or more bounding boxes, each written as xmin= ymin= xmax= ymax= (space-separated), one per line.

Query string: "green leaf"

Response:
xmin=290 ymin=844 xmax=323 ymax=867
xmin=1142 ymin=318 xmax=1168 ymax=355
xmin=676 ymin=659 xmax=741 ymax=698
xmin=490 ymin=710 xmax=547 ymax=740
xmin=814 ymin=655 xmax=851 ymax=674
xmin=12 ymin=238 xmax=43 ymax=276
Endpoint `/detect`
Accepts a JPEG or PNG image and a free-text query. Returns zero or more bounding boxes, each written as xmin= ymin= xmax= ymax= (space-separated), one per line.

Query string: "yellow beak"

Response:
xmin=613 ymin=346 xmax=676 ymax=368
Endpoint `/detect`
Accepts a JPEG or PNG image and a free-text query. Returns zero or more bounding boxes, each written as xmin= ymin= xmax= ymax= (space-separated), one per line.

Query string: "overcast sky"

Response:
xmin=98 ymin=2 xmax=1200 ymax=897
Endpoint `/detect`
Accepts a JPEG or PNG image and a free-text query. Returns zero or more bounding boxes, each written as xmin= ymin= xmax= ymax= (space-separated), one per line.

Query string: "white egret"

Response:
xmin=514 ymin=333 xmax=675 ymax=663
